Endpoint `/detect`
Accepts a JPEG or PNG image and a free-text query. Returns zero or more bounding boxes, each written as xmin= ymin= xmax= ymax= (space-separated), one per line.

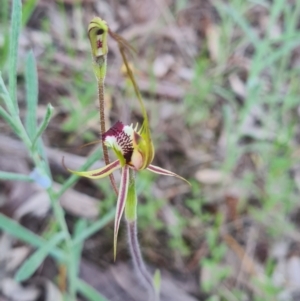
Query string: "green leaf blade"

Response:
xmin=153 ymin=269 xmax=161 ymax=297
xmin=15 ymin=232 xmax=66 ymax=282
xmin=25 ymin=51 xmax=38 ymax=140
xmin=32 ymin=103 xmax=54 ymax=149
xmin=0 ymin=72 xmax=16 ymax=116
xmin=0 ymin=214 xmax=65 ymax=262
xmin=73 ymin=209 xmax=114 ymax=246
xmin=9 ymin=0 xmax=22 ymax=114
xmin=0 ymin=171 xmax=32 ymax=182
xmin=77 ymin=279 xmax=108 ymax=301
xmin=22 ymin=0 xmax=38 ymax=26
xmin=0 ymin=106 xmax=20 ymax=134
xmin=68 ymin=219 xmax=87 ymax=298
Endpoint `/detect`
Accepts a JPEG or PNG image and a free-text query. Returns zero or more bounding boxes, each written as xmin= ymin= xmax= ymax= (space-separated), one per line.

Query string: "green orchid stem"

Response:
xmin=127 ymin=220 xmax=157 ymax=300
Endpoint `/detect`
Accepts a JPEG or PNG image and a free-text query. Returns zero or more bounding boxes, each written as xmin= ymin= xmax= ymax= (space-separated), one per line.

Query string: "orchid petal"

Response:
xmin=147 ymin=164 xmax=191 ymax=186
xmin=63 ymin=159 xmax=120 ymax=179
xmin=114 ymin=165 xmax=130 ymax=260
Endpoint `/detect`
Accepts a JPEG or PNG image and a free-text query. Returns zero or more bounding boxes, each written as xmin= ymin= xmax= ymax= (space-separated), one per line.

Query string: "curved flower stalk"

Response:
xmin=64 ymin=120 xmax=189 ymax=259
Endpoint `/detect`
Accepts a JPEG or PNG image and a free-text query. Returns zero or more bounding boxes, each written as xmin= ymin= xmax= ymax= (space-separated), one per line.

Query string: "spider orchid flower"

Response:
xmin=64 ymin=16 xmax=189 ymax=260
xmin=64 ymin=120 xmax=189 ymax=259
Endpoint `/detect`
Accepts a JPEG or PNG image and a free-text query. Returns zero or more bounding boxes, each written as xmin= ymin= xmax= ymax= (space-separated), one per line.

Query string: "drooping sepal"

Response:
xmin=63 ymin=158 xmax=120 ymax=179
xmin=147 ymin=164 xmax=191 ymax=185
xmin=114 ymin=165 xmax=130 ymax=260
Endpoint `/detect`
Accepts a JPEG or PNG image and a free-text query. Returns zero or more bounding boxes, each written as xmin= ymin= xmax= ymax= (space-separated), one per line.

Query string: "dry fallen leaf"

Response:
xmin=0 ymin=278 xmax=40 ymax=301
xmin=6 ymin=246 xmax=31 ymax=272
xmin=129 ymin=0 xmax=160 ymax=23
xmin=153 ymin=54 xmax=175 ymax=78
xmin=43 ymin=279 xmax=63 ymax=301
xmin=286 ymin=256 xmax=300 ymax=289
xmin=58 ymin=184 xmax=100 ymax=219
xmin=14 ymin=190 xmax=51 ymax=220
xmin=195 ymin=169 xmax=227 ymax=185
xmin=12 ymin=182 xmax=100 ymax=220
xmin=229 ymin=74 xmax=246 ymax=99
xmin=205 ymin=23 xmax=220 ymax=63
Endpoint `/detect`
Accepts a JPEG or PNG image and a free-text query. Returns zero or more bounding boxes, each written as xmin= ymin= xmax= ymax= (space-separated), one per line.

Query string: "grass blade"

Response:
xmin=0 ymin=171 xmax=32 ymax=182
xmin=56 ymin=148 xmax=102 ymax=198
xmin=266 ymin=0 xmax=285 ymax=37
xmin=36 ymin=139 xmax=52 ymax=178
xmin=0 ymin=213 xmax=65 ymax=262
xmin=25 ymin=51 xmax=38 ymax=140
xmin=153 ymin=269 xmax=161 ymax=298
xmin=0 ymin=106 xmax=20 ymax=134
xmin=0 ymin=0 xmax=9 ymax=24
xmin=9 ymin=0 xmax=22 ymax=114
xmin=77 ymin=279 xmax=108 ymax=301
xmin=68 ymin=219 xmax=87 ymax=299
xmin=0 ymin=35 xmax=9 ymax=69
xmin=0 ymin=0 xmax=9 ymax=68
xmin=32 ymin=103 xmax=54 ymax=149
xmin=0 ymin=72 xmax=15 ymax=116
xmin=249 ymin=40 xmax=300 ymax=86
xmin=221 ymin=3 xmax=258 ymax=45
xmin=15 ymin=232 xmax=66 ymax=282
xmin=72 ymin=219 xmax=87 ymax=273
xmin=22 ymin=0 xmax=38 ymax=26
xmin=73 ymin=209 xmax=114 ymax=245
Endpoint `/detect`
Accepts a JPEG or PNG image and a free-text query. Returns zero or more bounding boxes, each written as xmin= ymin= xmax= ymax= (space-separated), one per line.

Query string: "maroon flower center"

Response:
xmin=103 ymin=121 xmax=133 ymax=163
xmin=97 ymin=40 xmax=103 ymax=49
